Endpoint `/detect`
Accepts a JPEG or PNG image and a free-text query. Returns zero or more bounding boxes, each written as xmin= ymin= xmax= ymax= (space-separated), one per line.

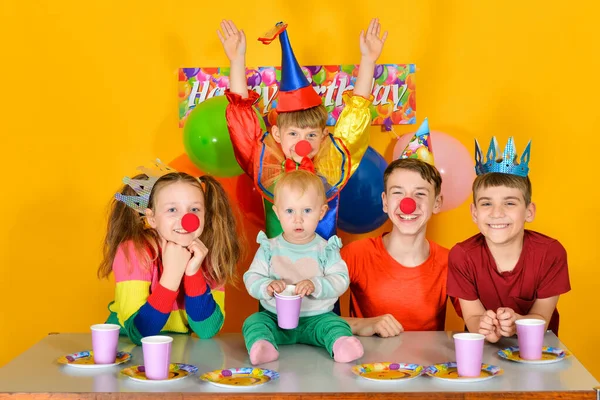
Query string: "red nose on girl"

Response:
xmin=399 ymin=197 xmax=417 ymax=214
xmin=181 ymin=213 xmax=200 ymax=232
xmin=295 ymin=140 xmax=312 ymax=157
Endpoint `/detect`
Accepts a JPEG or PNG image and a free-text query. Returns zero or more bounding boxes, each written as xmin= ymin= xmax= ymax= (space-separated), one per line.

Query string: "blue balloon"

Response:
xmin=338 ymin=147 xmax=389 ymax=234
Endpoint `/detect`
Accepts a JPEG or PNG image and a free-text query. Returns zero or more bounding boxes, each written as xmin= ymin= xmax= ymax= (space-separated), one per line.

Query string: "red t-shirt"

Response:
xmin=341 ymin=234 xmax=452 ymax=331
xmin=447 ymin=230 xmax=570 ymax=335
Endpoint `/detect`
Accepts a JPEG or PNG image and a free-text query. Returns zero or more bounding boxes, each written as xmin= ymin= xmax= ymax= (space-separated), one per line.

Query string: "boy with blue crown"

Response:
xmin=447 ymin=138 xmax=571 ymax=343
xmin=217 ymin=19 xmax=386 ymax=240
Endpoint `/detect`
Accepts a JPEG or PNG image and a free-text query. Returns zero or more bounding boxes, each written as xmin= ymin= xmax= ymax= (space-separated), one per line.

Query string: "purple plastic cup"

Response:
xmin=274 ymin=285 xmax=302 ymax=329
xmin=453 ymin=333 xmax=485 ymax=377
xmin=90 ymin=324 xmax=120 ymax=364
xmin=516 ymin=319 xmax=546 ymax=360
xmin=141 ymin=336 xmax=173 ymax=380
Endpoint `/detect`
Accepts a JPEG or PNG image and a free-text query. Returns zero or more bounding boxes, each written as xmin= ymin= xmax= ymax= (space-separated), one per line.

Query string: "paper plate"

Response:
xmin=424 ymin=362 xmax=503 ymax=383
xmin=498 ymin=346 xmax=571 ymax=364
xmin=200 ymin=368 xmax=279 ymax=388
xmin=351 ymin=362 xmax=423 ymax=381
xmin=56 ymin=351 xmax=131 ymax=368
xmin=120 ymin=363 xmax=198 ymax=383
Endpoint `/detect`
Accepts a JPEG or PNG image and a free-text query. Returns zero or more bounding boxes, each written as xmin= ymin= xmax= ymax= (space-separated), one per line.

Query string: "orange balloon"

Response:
xmin=406 ymin=75 xmax=416 ymax=91
xmin=169 ymin=154 xmax=237 ymax=195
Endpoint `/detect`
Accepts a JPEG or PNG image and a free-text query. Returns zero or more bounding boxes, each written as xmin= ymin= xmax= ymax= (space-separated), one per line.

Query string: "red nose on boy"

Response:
xmin=399 ymin=197 xmax=417 ymax=214
xmin=295 ymin=140 xmax=312 ymax=157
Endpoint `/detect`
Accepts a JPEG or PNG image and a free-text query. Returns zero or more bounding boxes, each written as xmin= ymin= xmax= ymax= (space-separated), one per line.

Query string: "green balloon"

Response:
xmin=369 ymin=105 xmax=378 ymax=120
xmin=183 ymin=96 xmax=244 ymax=177
xmin=179 ymin=101 xmax=188 ymax=119
xmin=341 ymin=64 xmax=354 ymax=75
xmin=313 ymin=68 xmax=326 ymax=85
xmin=398 ymin=65 xmax=409 ymax=81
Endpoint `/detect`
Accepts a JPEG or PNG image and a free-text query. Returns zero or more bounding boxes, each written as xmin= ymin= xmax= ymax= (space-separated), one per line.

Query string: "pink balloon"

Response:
xmin=392 ymin=131 xmax=475 ymax=212
xmin=332 ymin=105 xmax=343 ymax=120
xmin=334 ymin=72 xmax=352 ymax=87
xmin=261 ymin=69 xmax=277 ymax=86
xmin=216 ymin=76 xmax=229 ymax=88
xmin=385 ymin=66 xmax=398 ymax=85
xmin=197 ymin=70 xmax=211 ymax=83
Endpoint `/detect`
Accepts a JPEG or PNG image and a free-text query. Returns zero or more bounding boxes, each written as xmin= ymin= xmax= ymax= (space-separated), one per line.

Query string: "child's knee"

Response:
xmin=327 ymin=319 xmax=353 ymax=339
xmin=242 ymin=312 xmax=274 ymax=334
xmin=242 ymin=313 xmax=261 ymax=332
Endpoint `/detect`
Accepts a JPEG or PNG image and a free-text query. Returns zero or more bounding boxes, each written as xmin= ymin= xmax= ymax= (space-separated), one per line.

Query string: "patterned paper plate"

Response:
xmin=498 ymin=346 xmax=571 ymax=364
xmin=57 ymin=351 xmax=131 ymax=369
xmin=200 ymin=368 xmax=279 ymax=388
xmin=424 ymin=362 xmax=503 ymax=383
xmin=351 ymin=362 xmax=423 ymax=381
xmin=120 ymin=363 xmax=198 ymax=383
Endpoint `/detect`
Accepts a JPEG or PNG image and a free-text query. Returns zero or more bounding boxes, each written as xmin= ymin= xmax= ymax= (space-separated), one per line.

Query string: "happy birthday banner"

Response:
xmin=178 ymin=64 xmax=416 ymax=128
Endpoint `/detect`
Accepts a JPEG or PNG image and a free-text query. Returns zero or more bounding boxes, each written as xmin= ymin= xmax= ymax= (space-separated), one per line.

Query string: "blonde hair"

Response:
xmin=472 ymin=172 xmax=532 ymax=205
xmin=276 ymin=104 xmax=328 ymax=130
xmin=98 ymin=172 xmax=241 ymax=287
xmin=274 ymin=170 xmax=326 ymax=205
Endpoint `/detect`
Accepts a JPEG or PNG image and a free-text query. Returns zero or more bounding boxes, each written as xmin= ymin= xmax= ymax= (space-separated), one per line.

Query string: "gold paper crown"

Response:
xmin=114 ymin=159 xmax=177 ymax=214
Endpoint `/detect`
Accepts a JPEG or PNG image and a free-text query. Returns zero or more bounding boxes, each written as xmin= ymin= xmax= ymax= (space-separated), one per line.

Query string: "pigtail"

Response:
xmin=97 ymin=174 xmax=158 ymax=279
xmin=198 ymin=175 xmax=242 ymax=287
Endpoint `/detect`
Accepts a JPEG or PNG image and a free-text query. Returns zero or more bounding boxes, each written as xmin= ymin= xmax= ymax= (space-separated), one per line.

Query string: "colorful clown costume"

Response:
xmin=225 ymin=23 xmax=373 ymax=240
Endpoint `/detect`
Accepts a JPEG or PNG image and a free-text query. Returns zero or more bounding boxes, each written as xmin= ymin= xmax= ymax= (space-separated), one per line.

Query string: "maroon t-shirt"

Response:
xmin=447 ymin=230 xmax=570 ymax=335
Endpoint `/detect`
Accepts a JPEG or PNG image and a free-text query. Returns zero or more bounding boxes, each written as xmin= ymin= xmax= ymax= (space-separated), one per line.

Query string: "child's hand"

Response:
xmin=160 ymin=241 xmax=192 ymax=291
xmin=496 ymin=307 xmax=517 ymax=337
xmin=479 ymin=310 xmax=501 ymax=343
xmin=354 ymin=314 xmax=404 ymax=337
xmin=217 ymin=20 xmax=246 ymax=63
xmin=359 ymin=18 xmax=388 ymax=63
xmin=185 ymin=238 xmax=209 ymax=276
xmin=295 ymin=280 xmax=315 ymax=297
xmin=266 ymin=280 xmax=287 ymax=297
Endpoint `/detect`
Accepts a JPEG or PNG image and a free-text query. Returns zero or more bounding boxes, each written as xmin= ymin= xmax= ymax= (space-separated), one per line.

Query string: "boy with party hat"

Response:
xmin=447 ymin=138 xmax=571 ymax=342
xmin=218 ymin=19 xmax=386 ymax=240
xmin=342 ymin=119 xmax=458 ymax=336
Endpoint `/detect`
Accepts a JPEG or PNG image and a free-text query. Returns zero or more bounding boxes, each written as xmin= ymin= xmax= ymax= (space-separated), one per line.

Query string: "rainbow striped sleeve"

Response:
xmin=110 ymin=242 xmax=179 ymax=345
xmin=183 ymin=271 xmax=225 ymax=339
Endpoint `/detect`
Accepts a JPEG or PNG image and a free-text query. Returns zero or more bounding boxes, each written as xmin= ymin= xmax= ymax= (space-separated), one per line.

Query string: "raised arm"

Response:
xmin=217 ymin=20 xmax=248 ymax=98
xmin=353 ymin=18 xmax=387 ymax=98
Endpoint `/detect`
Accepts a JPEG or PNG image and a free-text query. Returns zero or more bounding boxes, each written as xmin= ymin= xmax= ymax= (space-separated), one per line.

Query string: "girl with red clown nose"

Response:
xmin=98 ymin=160 xmax=242 ymax=345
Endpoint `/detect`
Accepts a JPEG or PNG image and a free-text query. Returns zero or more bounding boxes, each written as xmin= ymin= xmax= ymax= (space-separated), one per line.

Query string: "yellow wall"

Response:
xmin=2 ymin=0 xmax=599 ymax=379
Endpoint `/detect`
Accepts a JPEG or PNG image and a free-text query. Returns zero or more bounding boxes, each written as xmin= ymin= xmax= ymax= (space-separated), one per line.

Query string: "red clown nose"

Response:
xmin=295 ymin=140 xmax=312 ymax=157
xmin=399 ymin=197 xmax=417 ymax=214
xmin=181 ymin=213 xmax=200 ymax=232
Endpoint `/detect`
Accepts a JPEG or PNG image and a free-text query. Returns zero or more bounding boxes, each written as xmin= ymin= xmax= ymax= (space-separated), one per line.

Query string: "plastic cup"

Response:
xmin=274 ymin=285 xmax=302 ymax=329
xmin=516 ymin=319 xmax=546 ymax=360
xmin=90 ymin=324 xmax=120 ymax=364
xmin=141 ymin=336 xmax=173 ymax=380
xmin=453 ymin=333 xmax=485 ymax=377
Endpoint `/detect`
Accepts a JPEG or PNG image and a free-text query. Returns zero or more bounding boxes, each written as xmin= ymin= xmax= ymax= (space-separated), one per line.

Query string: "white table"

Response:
xmin=0 ymin=331 xmax=597 ymax=399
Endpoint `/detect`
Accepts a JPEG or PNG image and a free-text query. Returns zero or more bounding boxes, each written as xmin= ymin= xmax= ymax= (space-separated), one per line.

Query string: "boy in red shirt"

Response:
xmin=447 ymin=137 xmax=570 ymax=342
xmin=342 ymin=119 xmax=457 ymax=336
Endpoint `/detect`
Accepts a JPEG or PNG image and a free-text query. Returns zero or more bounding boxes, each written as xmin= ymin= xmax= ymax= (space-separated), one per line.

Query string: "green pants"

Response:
xmin=242 ymin=310 xmax=353 ymax=358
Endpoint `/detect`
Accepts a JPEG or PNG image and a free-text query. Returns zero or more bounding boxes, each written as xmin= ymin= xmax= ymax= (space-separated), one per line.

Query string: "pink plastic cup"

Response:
xmin=141 ymin=336 xmax=173 ymax=380
xmin=516 ymin=319 xmax=546 ymax=360
xmin=274 ymin=285 xmax=302 ymax=329
xmin=91 ymin=324 xmax=120 ymax=364
xmin=453 ymin=333 xmax=485 ymax=377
